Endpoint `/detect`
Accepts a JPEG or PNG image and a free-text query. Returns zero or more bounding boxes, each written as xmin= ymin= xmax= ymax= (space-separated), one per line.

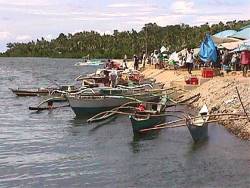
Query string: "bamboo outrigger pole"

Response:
xmin=235 ymin=86 xmax=250 ymax=122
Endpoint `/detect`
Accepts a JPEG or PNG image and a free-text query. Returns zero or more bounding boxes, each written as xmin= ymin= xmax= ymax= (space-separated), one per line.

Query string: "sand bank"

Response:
xmin=142 ymin=66 xmax=250 ymax=140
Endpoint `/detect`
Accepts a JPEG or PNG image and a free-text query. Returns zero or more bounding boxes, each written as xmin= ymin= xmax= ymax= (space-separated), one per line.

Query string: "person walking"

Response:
xmin=186 ymin=48 xmax=194 ymax=74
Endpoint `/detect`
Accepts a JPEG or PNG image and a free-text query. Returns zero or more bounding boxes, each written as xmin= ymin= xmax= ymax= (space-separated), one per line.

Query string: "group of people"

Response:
xmin=132 ymin=51 xmax=147 ymax=70
xmin=217 ymin=49 xmax=250 ymax=76
xmin=105 ymin=47 xmax=250 ymax=88
xmin=131 ymin=48 xmax=195 ymax=73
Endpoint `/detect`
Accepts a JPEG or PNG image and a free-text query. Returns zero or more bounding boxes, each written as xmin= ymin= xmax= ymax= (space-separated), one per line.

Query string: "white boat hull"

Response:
xmin=68 ymin=95 xmax=159 ymax=117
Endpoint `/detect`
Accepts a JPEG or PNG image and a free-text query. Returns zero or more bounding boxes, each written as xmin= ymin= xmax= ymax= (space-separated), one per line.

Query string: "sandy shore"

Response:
xmin=142 ymin=65 xmax=250 ymax=140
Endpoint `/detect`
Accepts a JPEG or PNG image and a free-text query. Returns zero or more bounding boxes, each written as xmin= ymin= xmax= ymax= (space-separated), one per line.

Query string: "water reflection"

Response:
xmin=130 ymin=131 xmax=160 ymax=153
xmin=89 ymin=116 xmax=118 ymax=132
xmin=68 ymin=117 xmax=87 ymax=127
xmin=189 ymin=139 xmax=209 ymax=152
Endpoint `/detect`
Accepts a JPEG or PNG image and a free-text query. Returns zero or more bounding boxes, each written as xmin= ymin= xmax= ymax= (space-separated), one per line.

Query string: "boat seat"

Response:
xmin=156 ymin=104 xmax=162 ymax=113
xmin=193 ymin=117 xmax=205 ymax=126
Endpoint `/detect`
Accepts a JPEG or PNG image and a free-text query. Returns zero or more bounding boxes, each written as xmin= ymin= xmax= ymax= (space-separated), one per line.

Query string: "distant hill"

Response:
xmin=1 ymin=20 xmax=250 ymax=58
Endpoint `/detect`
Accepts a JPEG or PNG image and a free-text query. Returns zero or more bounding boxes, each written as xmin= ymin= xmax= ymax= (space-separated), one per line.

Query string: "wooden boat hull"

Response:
xmin=68 ymin=95 xmax=160 ymax=117
xmin=129 ymin=115 xmax=165 ymax=134
xmin=29 ymin=105 xmax=69 ymax=111
xmin=187 ymin=122 xmax=208 ymax=142
xmin=10 ymin=88 xmax=50 ymax=96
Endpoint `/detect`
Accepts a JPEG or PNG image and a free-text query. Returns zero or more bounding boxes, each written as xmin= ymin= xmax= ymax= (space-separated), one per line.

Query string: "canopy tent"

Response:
xmin=231 ymin=39 xmax=250 ymax=52
xmin=211 ymin=35 xmax=241 ymax=45
xmin=199 ymin=34 xmax=217 ymax=63
xmin=242 ymin=39 xmax=250 ymax=45
xmin=213 ymin=30 xmax=237 ymax=38
xmin=230 ymin=28 xmax=250 ymax=40
xmin=232 ymin=45 xmax=250 ymax=52
xmin=169 ymin=51 xmax=179 ymax=62
xmin=160 ymin=46 xmax=168 ymax=53
xmin=218 ymin=41 xmax=242 ymax=50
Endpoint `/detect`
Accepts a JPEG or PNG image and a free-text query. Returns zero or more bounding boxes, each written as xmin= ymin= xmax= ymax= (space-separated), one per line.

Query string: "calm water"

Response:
xmin=0 ymin=57 xmax=249 ymax=188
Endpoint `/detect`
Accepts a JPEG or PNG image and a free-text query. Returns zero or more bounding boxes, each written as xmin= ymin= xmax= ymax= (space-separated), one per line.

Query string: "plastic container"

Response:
xmin=202 ymin=68 xmax=214 ymax=78
xmin=185 ymin=76 xmax=199 ymax=85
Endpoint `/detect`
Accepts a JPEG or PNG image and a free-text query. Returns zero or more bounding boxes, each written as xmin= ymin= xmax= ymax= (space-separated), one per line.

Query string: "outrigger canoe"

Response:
xmin=9 ymin=87 xmax=53 ymax=96
xmin=29 ymin=97 xmax=69 ymax=111
xmin=67 ymin=91 xmax=161 ymax=117
xmin=186 ymin=105 xmax=209 ymax=142
xmin=10 ymin=85 xmax=77 ymax=97
xmin=129 ymin=96 xmax=168 ymax=134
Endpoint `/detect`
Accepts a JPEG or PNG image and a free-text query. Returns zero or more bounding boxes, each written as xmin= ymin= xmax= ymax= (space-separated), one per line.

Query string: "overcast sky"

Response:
xmin=0 ymin=0 xmax=249 ymax=52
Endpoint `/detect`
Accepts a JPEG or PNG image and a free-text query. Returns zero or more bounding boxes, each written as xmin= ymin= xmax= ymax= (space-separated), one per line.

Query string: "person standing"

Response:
xmin=230 ymin=52 xmax=237 ymax=71
xmin=240 ymin=50 xmax=250 ymax=77
xmin=123 ymin=54 xmax=128 ymax=69
xmin=134 ymin=55 xmax=139 ymax=70
xmin=159 ymin=53 xmax=164 ymax=69
xmin=142 ymin=51 xmax=147 ymax=68
xmin=109 ymin=68 xmax=118 ymax=87
xmin=186 ymin=48 xmax=194 ymax=74
xmin=153 ymin=50 xmax=159 ymax=69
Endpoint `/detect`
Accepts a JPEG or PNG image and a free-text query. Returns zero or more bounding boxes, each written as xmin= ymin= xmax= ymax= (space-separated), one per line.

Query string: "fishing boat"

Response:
xmin=186 ymin=105 xmax=209 ymax=142
xmin=99 ymin=84 xmax=163 ymax=95
xmin=10 ymin=85 xmax=77 ymax=97
xmin=9 ymin=87 xmax=55 ymax=96
xmin=67 ymin=91 xmax=161 ymax=117
xmin=129 ymin=96 xmax=168 ymax=134
xmin=74 ymin=59 xmax=104 ymax=66
xmin=76 ymin=68 xmax=124 ymax=87
xmin=29 ymin=97 xmax=69 ymax=111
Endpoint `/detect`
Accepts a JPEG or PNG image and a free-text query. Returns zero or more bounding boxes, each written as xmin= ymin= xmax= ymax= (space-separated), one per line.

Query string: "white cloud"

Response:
xmin=194 ymin=14 xmax=250 ymax=26
xmin=45 ymin=34 xmax=53 ymax=41
xmin=170 ymin=0 xmax=195 ymax=14
xmin=0 ymin=31 xmax=11 ymax=40
xmin=107 ymin=3 xmax=141 ymax=8
xmin=132 ymin=14 xmax=183 ymax=27
xmin=16 ymin=35 xmax=32 ymax=41
xmin=0 ymin=0 xmax=51 ymax=6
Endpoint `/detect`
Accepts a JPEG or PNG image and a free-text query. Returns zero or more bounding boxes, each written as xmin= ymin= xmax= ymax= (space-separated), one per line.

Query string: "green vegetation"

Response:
xmin=1 ymin=20 xmax=250 ymax=58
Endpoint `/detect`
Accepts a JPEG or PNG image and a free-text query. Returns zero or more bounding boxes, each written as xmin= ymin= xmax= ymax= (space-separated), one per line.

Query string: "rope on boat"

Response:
xmin=87 ymin=99 xmax=143 ymax=123
xmin=141 ymin=114 xmax=250 ymax=132
xmin=176 ymin=93 xmax=201 ymax=104
xmin=86 ymin=93 xmax=195 ymax=123
xmin=140 ymin=123 xmax=187 ymax=132
xmin=37 ymin=97 xmax=66 ymax=107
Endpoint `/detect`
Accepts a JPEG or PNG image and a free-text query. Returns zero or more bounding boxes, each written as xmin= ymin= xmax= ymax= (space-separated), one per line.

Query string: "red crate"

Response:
xmin=202 ymin=68 xmax=214 ymax=78
xmin=185 ymin=76 xmax=199 ymax=85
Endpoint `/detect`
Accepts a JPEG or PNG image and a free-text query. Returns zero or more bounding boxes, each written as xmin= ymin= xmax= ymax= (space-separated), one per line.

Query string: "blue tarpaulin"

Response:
xmin=213 ymin=30 xmax=237 ymax=38
xmin=199 ymin=34 xmax=218 ymax=63
xmin=230 ymin=28 xmax=250 ymax=40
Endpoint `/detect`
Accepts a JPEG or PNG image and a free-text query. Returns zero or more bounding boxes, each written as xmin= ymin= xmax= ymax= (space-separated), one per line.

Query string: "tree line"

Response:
xmin=1 ymin=20 xmax=249 ymax=59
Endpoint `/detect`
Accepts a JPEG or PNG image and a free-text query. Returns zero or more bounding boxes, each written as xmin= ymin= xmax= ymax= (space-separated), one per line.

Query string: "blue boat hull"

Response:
xmin=129 ymin=115 xmax=165 ymax=134
xmin=187 ymin=123 xmax=208 ymax=142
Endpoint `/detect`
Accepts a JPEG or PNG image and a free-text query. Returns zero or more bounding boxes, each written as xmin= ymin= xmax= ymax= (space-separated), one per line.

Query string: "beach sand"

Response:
xmin=142 ymin=65 xmax=250 ymax=140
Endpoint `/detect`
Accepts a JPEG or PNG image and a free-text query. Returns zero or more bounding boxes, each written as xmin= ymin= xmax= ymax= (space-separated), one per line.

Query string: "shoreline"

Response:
xmin=142 ymin=65 xmax=250 ymax=140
